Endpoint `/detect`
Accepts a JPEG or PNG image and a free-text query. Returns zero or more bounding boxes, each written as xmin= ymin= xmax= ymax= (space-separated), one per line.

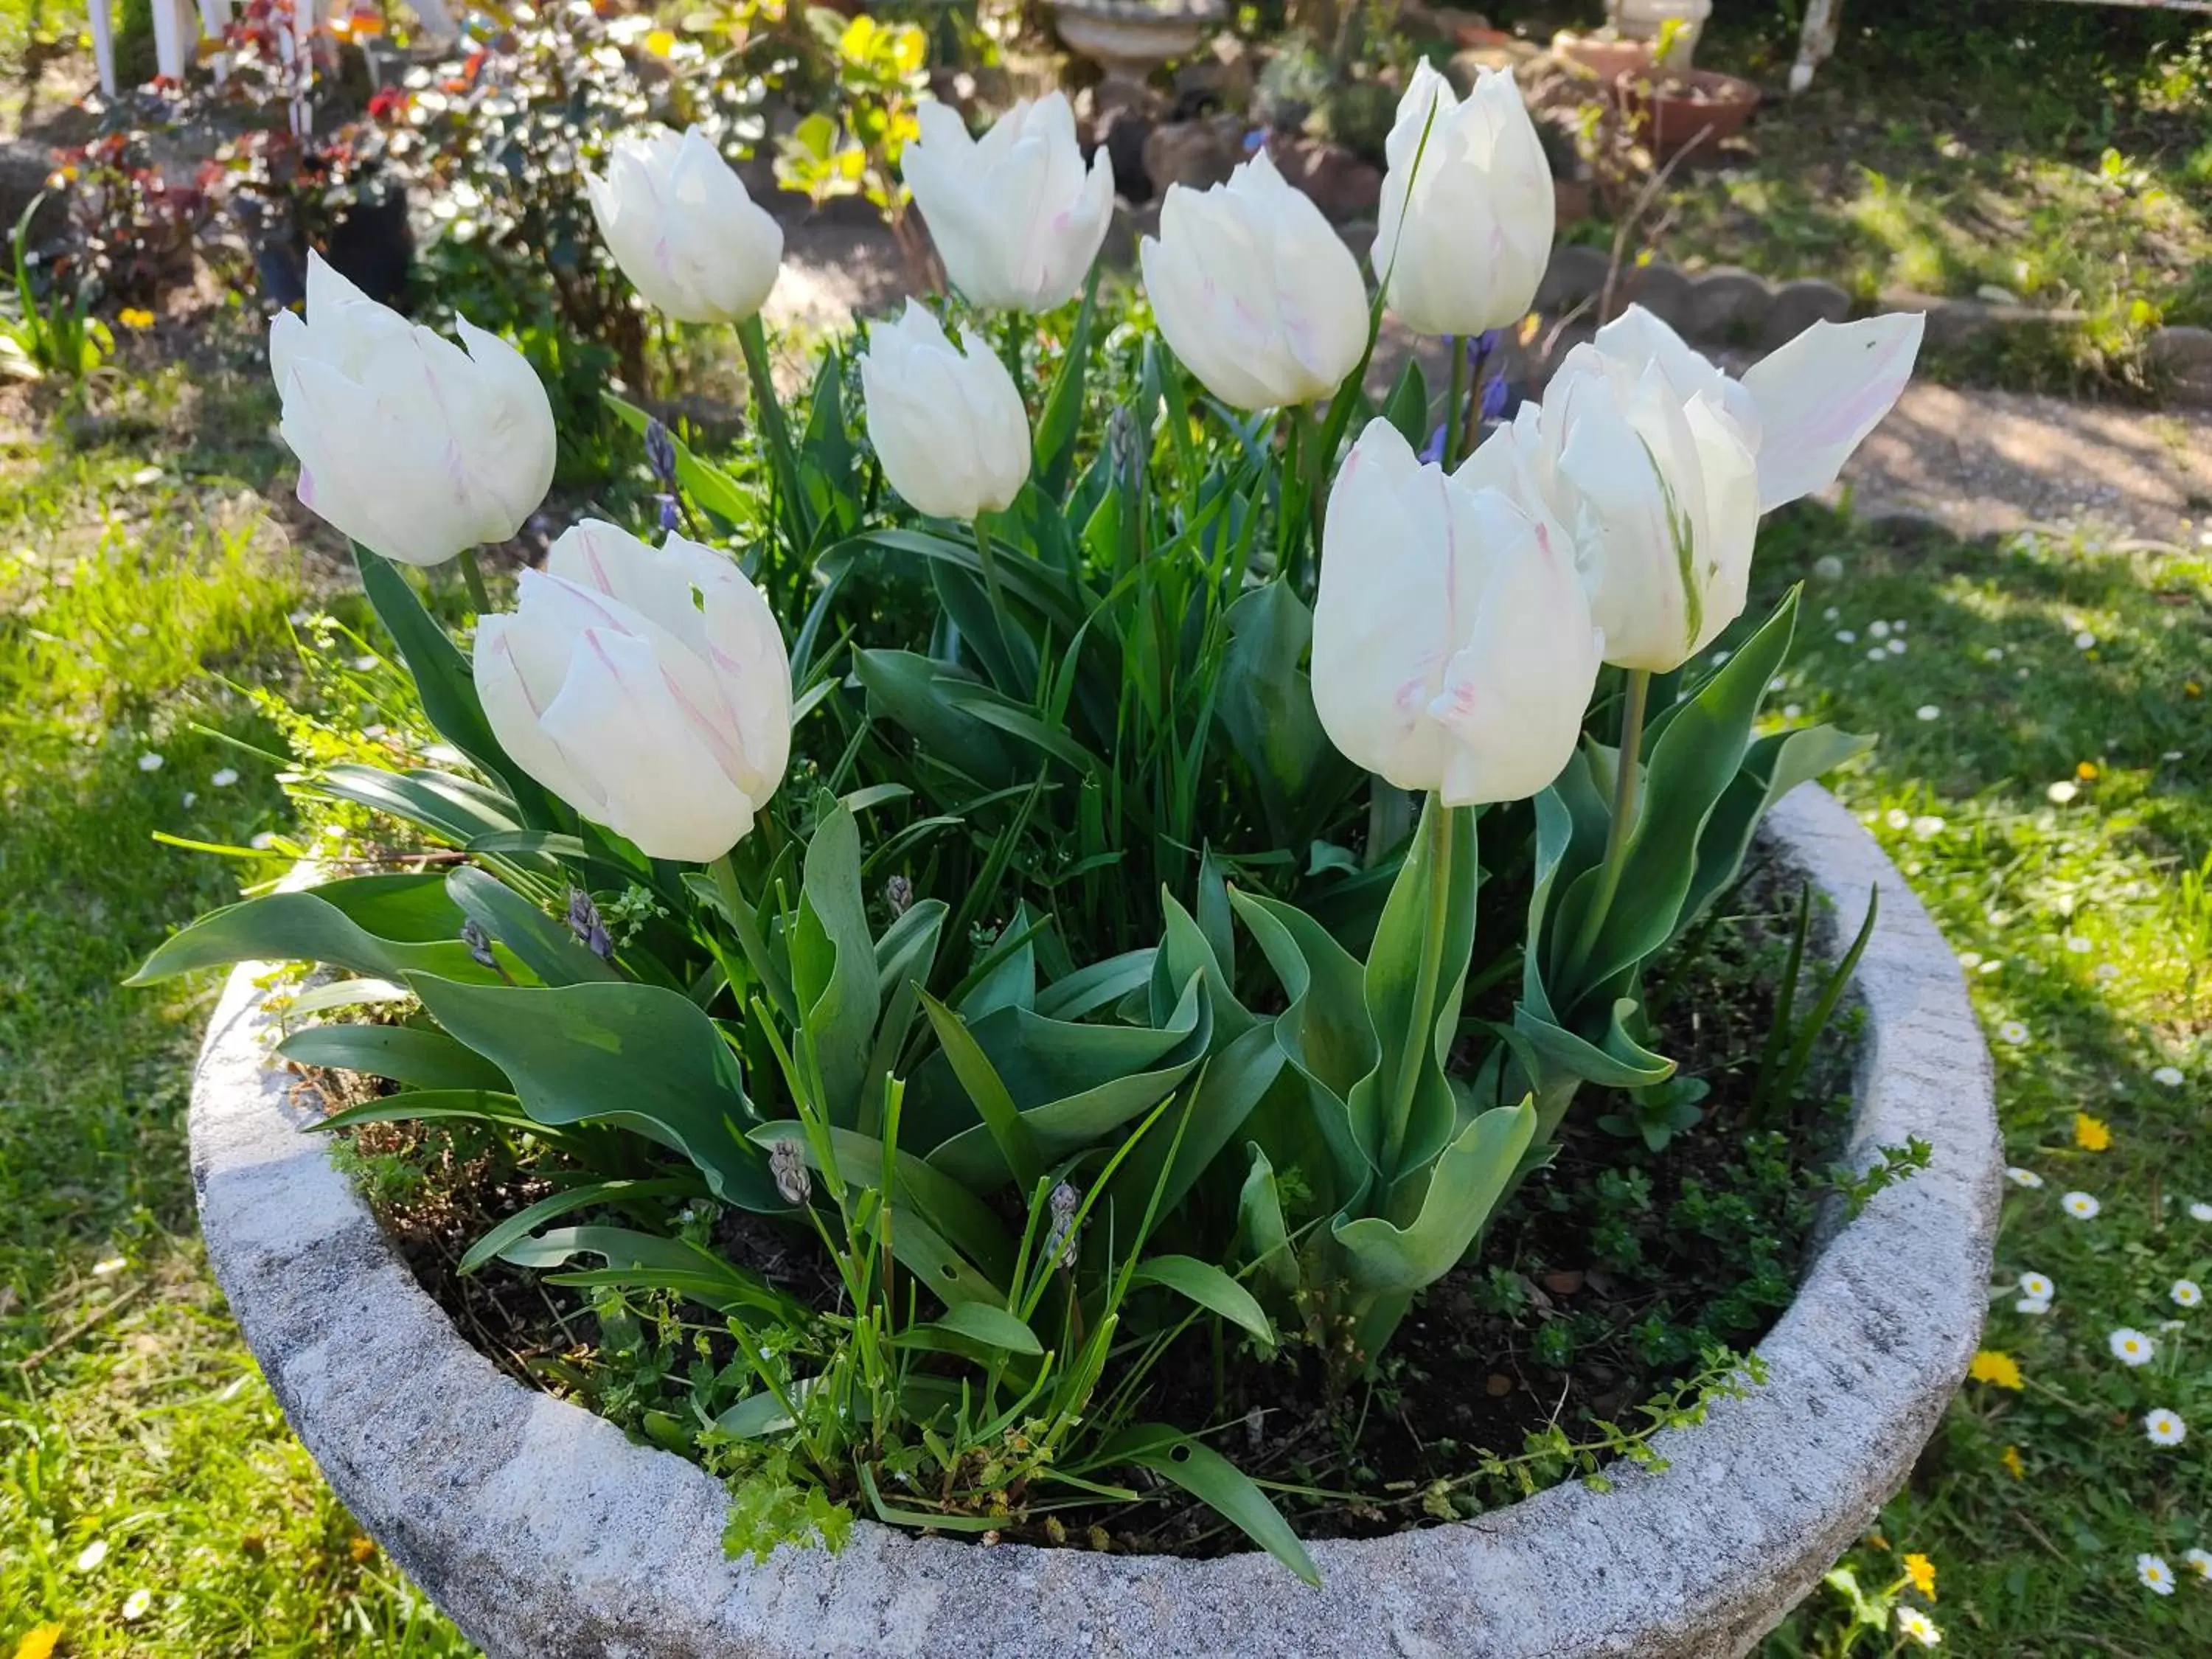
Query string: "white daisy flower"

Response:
xmin=180 ymin=791 xmax=197 ymax=810
xmin=2139 ymin=1554 xmax=2176 ymax=1596
xmin=1887 ymin=809 xmax=1913 ymax=830
xmin=137 ymin=752 xmax=164 ymax=772
xmin=1783 ymin=703 xmax=1804 ymax=720
xmin=248 ymin=831 xmax=277 ymax=851
xmin=212 ymin=767 xmax=240 ymax=787
xmin=2065 ymin=936 xmax=2092 ymax=953
xmin=1889 ymin=639 xmax=1907 ymax=655
xmin=1916 ymin=705 xmax=1941 ymax=721
xmin=2006 ymin=1166 xmax=2044 ymax=1189
xmin=2172 ymin=1280 xmax=2202 ymax=1309
xmin=1896 ymin=1606 xmax=1941 ymax=1647
xmin=1870 ymin=620 xmax=1891 ymax=639
xmin=1959 ymin=951 xmax=1983 ymax=969
xmin=2046 ymin=780 xmax=2079 ymax=804
xmin=1913 ymin=815 xmax=1945 ymax=838
xmin=2018 ymin=1272 xmax=2054 ymax=1300
xmin=352 ymin=655 xmax=378 ymax=672
xmin=122 ymin=1587 xmax=153 ymax=1621
xmin=2192 ymin=1201 xmax=2212 ymax=1222
xmin=2145 ymin=1409 xmax=2187 ymax=1447
xmin=2109 ymin=1327 xmax=2154 ymax=1366
xmin=1983 ymin=646 xmax=2005 ymax=662
xmin=75 ymin=1538 xmax=108 ymax=1571
xmin=2152 ymin=1065 xmax=2184 ymax=1088
xmin=2062 ymin=1190 xmax=2100 ymax=1219
xmin=2074 ymin=630 xmax=2097 ymax=650
xmin=1978 ymin=959 xmax=2003 ymax=975
xmin=1836 ymin=629 xmax=1857 ymax=644
xmin=1891 ymin=619 xmax=1907 ymax=633
xmin=1823 ymin=605 xmax=1841 ymax=621
xmin=2015 ymin=1295 xmax=2051 ymax=1315
xmin=1998 ymin=1020 xmax=2030 ymax=1046
xmin=2185 ymin=1548 xmax=2212 ymax=1580
xmin=2095 ymin=963 xmax=2121 ymax=982
xmin=1868 ymin=648 xmax=1889 ymax=663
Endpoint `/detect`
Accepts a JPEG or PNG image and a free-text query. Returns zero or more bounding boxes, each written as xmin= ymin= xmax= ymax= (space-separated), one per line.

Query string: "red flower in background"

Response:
xmin=367 ymin=86 xmax=409 ymax=122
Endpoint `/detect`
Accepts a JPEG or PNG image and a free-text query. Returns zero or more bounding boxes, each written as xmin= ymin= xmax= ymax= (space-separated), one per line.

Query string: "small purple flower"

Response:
xmin=644 ymin=418 xmax=678 ymax=487
xmin=1242 ymin=128 xmax=1268 ymax=153
xmin=1479 ymin=374 xmax=1512 ymax=422
xmin=1419 ymin=423 xmax=1447 ymax=465
xmin=461 ymin=917 xmax=498 ymax=971
xmin=566 ymin=888 xmax=614 ymax=959
xmin=1469 ymin=328 xmax=1506 ymax=369
xmin=657 ymin=493 xmax=681 ymax=532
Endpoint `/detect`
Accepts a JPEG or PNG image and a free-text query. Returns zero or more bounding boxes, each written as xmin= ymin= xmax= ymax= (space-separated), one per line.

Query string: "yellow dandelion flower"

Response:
xmin=117 ymin=307 xmax=154 ymax=330
xmin=348 ymin=1534 xmax=376 ymax=1564
xmin=2187 ymin=682 xmax=2203 ymax=699
xmin=2073 ymin=1113 xmax=2112 ymax=1152
xmin=2076 ymin=761 xmax=2098 ymax=780
xmin=13 ymin=1626 xmax=64 ymax=1659
xmin=2000 ymin=1444 xmax=2025 ymax=1478
xmin=1905 ymin=1553 xmax=1937 ymax=1599
xmin=1969 ymin=1349 xmax=2024 ymax=1389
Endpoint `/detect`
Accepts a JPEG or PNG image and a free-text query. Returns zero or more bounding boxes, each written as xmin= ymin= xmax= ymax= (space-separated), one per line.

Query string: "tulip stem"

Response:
xmin=1442 ymin=334 xmax=1468 ymax=469
xmin=736 ymin=315 xmax=808 ymax=552
xmin=1568 ymin=668 xmax=1652 ymax=987
xmin=456 ymin=549 xmax=492 ymax=618
xmin=1382 ymin=797 xmax=1455 ymax=1186
xmin=710 ymin=852 xmax=796 ymax=1023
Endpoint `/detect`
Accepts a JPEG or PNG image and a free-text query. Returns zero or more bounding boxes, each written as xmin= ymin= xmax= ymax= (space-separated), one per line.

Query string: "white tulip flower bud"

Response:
xmin=902 ymin=93 xmax=1114 ymax=313
xmin=1138 ymin=150 xmax=1369 ymax=411
xmin=858 ymin=299 xmax=1032 ymax=521
xmin=475 ymin=520 xmax=792 ymax=863
xmin=1461 ymin=305 xmax=1922 ymax=671
xmin=1374 ymin=60 xmax=1556 ymax=338
xmin=586 ymin=125 xmax=784 ymax=325
xmin=269 ymin=254 xmax=554 ymax=568
xmin=1314 ymin=419 xmax=1602 ymax=806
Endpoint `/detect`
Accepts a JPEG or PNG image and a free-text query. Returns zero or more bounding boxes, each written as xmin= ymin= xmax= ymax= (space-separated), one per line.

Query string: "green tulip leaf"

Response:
xmin=791 ymin=804 xmax=880 ymax=1126
xmin=1333 ymin=1096 xmax=1538 ymax=1298
xmin=277 ymin=1022 xmax=509 ymax=1093
xmin=446 ymin=866 xmax=621 ymax=987
xmin=1100 ymin=1426 xmax=1320 ymax=1587
xmin=127 ymin=874 xmax=495 ymax=986
xmin=406 ymin=975 xmax=776 ymax=1210
xmin=1130 ymin=1253 xmax=1276 ymax=1345
xmin=305 ymin=762 xmax=520 ymax=847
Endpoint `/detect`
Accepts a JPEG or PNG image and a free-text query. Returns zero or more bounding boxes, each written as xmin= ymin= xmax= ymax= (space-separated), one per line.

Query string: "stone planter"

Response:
xmin=189 ymin=783 xmax=2000 ymax=1659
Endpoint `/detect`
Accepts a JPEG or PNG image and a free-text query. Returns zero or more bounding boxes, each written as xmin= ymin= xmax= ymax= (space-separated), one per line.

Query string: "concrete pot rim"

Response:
xmin=188 ymin=782 xmax=2000 ymax=1659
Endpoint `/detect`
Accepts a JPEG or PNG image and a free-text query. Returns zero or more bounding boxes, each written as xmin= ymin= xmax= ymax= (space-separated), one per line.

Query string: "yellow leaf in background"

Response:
xmin=13 ymin=1625 xmax=64 ymax=1659
xmin=1968 ymin=1349 xmax=2023 ymax=1390
xmin=2073 ymin=1113 xmax=2112 ymax=1152
xmin=645 ymin=29 xmax=676 ymax=57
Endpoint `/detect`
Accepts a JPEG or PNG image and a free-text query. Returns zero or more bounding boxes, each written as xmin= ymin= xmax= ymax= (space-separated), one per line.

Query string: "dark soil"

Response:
xmin=331 ymin=849 xmax=1859 ymax=1554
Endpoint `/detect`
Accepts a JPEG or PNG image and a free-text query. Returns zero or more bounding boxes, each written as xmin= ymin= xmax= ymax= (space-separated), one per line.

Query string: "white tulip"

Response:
xmin=475 ymin=521 xmax=792 ymax=863
xmin=269 ymin=254 xmax=554 ymax=568
xmin=1463 ymin=305 xmax=1921 ymax=670
xmin=902 ymin=93 xmax=1115 ymax=313
xmin=586 ymin=125 xmax=783 ymax=325
xmin=1374 ymin=59 xmax=1555 ymax=338
xmin=1139 ymin=150 xmax=1370 ymax=411
xmin=858 ymin=300 xmax=1032 ymax=521
xmin=1314 ymin=419 xmax=1601 ymax=806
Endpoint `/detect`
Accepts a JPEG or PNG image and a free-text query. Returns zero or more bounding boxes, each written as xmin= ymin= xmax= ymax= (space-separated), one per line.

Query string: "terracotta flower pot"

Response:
xmin=1551 ymin=29 xmax=1654 ymax=90
xmin=1615 ymin=66 xmax=1761 ymax=160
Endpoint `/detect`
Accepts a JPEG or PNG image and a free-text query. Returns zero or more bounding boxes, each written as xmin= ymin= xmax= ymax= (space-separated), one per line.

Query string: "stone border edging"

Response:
xmin=188 ymin=782 xmax=2000 ymax=1659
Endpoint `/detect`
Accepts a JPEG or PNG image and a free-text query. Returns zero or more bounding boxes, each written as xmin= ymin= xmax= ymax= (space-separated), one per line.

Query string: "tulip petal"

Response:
xmin=539 ymin=627 xmax=757 ymax=863
xmin=474 ymin=613 xmax=610 ymax=819
xmin=1742 ymin=313 xmax=1924 ymax=509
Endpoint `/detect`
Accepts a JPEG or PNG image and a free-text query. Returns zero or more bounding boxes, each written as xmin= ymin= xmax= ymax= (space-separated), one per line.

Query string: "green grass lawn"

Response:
xmin=0 ymin=354 xmax=477 ymax=1656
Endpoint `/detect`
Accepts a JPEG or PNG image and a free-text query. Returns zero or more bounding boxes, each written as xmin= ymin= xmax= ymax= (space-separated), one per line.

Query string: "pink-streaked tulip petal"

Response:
xmin=1742 ymin=313 xmax=1924 ymax=509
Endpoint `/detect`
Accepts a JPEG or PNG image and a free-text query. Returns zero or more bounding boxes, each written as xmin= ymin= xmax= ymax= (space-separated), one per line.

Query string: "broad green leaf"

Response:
xmin=128 ymin=874 xmax=495 ymax=986
xmin=1215 ymin=582 xmax=1351 ymax=848
xmin=1345 ymin=798 xmax=1478 ymax=1184
xmin=1153 ymin=891 xmax=1251 ymax=1040
xmin=282 ymin=977 xmax=412 ymax=1018
xmin=929 ymin=1300 xmax=1043 ymax=1355
xmin=1235 ymin=1144 xmax=1298 ymax=1293
xmin=821 ymin=529 xmax=1093 ymax=637
xmin=308 ymin=1088 xmax=542 ymax=1137
xmin=446 ymin=866 xmax=622 ymax=986
xmin=1101 ymin=1427 xmax=1320 ymax=1586
xmin=791 ymin=805 xmax=880 ymax=1124
xmin=507 ymin=1224 xmax=804 ymax=1321
xmin=352 ymin=546 xmax=551 ymax=824
xmin=1229 ymin=887 xmax=1378 ymax=1104
xmin=1102 ymin=1023 xmax=1284 ymax=1222
xmin=1380 ymin=355 xmax=1429 ymax=448
xmin=853 ymin=648 xmax=1018 ymax=787
xmin=1129 ymin=1253 xmax=1274 ymax=1344
xmin=406 ymin=975 xmax=776 ymax=1209
xmin=1033 ymin=272 xmax=1098 ymax=498
xmin=307 ymin=762 xmax=519 ymax=846
xmin=277 ymin=1023 xmax=508 ymax=1092
xmin=1673 ymin=723 xmax=1874 ymax=940
xmin=749 ymin=1120 xmax=1018 ymax=1283
xmin=919 ymin=992 xmax=1046 ymax=1192
xmin=458 ymin=1177 xmax=702 ymax=1275
xmin=603 ymin=394 xmax=754 ymax=523
xmin=1574 ymin=591 xmax=1801 ymax=995
xmin=1334 ymin=1096 xmax=1537 ymax=1298
xmin=1034 ymin=949 xmax=1155 ymax=1023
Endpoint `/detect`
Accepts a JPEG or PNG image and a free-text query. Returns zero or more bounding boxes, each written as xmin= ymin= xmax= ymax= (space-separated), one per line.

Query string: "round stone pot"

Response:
xmin=189 ymin=784 xmax=2000 ymax=1659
